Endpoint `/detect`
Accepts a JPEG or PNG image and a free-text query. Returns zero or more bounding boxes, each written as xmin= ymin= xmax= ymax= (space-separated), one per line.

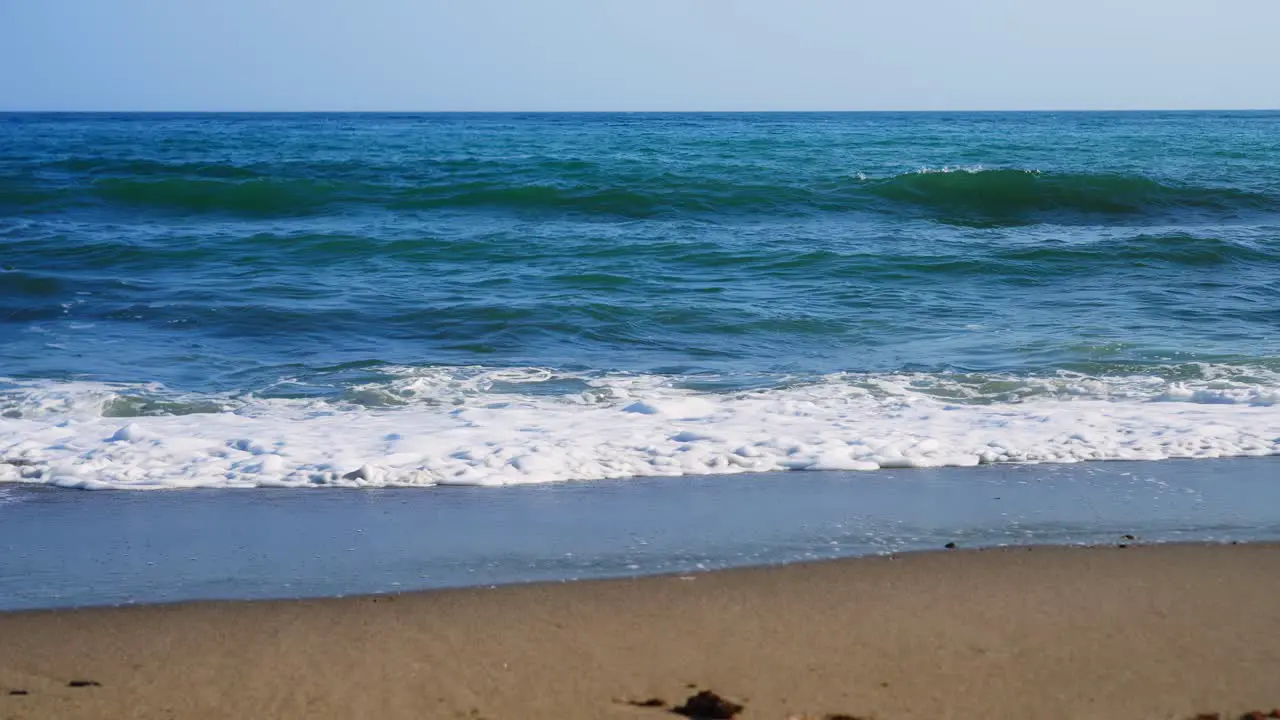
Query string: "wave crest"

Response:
xmin=4 ymin=165 xmax=1271 ymax=225
xmin=866 ymin=168 xmax=1272 ymax=226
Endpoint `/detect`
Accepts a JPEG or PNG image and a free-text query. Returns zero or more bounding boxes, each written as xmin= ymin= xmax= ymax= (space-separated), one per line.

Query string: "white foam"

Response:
xmin=1 ymin=366 xmax=1278 ymax=490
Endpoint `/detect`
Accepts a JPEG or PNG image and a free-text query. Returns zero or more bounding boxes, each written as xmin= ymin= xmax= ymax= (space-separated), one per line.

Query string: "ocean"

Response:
xmin=2 ymin=111 xmax=1279 ymax=491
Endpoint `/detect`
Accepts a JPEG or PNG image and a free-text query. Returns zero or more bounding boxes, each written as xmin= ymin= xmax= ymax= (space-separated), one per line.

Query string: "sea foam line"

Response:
xmin=1 ymin=368 xmax=1278 ymax=490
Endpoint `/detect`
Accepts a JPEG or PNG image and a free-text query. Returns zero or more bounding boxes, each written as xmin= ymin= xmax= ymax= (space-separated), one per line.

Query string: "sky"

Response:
xmin=1 ymin=0 xmax=1278 ymax=112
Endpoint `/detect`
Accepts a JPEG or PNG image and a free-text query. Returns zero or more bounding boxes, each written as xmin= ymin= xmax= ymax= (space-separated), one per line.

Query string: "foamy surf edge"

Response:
xmin=2 ymin=366 xmax=1279 ymax=490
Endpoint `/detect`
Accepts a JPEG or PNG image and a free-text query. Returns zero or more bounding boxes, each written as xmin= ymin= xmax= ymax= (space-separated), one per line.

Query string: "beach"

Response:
xmin=4 ymin=4 xmax=1280 ymax=717
xmin=3 ymin=543 xmax=1278 ymax=720
xmin=4 ymin=111 xmax=1280 ymax=717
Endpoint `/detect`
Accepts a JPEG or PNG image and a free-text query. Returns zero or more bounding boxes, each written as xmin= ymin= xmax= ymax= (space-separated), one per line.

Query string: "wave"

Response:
xmin=402 ymin=169 xmax=1276 ymax=225
xmin=5 ymin=168 xmax=1274 ymax=225
xmin=3 ymin=229 xmax=1271 ymax=316
xmin=995 ymin=232 xmax=1277 ymax=268
xmin=2 ymin=365 xmax=1278 ymax=489
xmin=0 ymin=268 xmax=64 ymax=297
xmin=865 ymin=168 xmax=1272 ymax=225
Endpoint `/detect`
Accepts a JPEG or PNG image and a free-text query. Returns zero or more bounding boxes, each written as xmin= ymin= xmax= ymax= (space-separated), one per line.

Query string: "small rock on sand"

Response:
xmin=672 ymin=690 xmax=743 ymax=719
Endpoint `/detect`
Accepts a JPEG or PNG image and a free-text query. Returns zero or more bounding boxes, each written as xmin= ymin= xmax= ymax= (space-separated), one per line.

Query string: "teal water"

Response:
xmin=1 ymin=112 xmax=1279 ymax=489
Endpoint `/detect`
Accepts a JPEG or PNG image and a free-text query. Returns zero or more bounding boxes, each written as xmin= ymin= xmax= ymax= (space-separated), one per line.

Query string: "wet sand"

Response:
xmin=2 ymin=543 xmax=1278 ymax=720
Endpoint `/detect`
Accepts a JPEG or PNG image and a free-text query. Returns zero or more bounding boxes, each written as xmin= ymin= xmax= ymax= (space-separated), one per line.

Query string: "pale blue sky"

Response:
xmin=2 ymin=0 xmax=1277 ymax=111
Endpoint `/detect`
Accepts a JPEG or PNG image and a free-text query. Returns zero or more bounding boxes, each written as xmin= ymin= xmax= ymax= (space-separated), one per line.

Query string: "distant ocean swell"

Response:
xmin=2 ymin=365 xmax=1279 ymax=490
xmin=4 ymin=168 xmax=1274 ymax=225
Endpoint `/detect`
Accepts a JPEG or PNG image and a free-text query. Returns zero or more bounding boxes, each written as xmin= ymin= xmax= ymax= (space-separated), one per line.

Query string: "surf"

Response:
xmin=3 ymin=365 xmax=1279 ymax=489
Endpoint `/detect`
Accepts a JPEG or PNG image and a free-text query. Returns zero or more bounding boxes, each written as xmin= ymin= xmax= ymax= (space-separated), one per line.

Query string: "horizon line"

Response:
xmin=2 ymin=107 xmax=1278 ymax=115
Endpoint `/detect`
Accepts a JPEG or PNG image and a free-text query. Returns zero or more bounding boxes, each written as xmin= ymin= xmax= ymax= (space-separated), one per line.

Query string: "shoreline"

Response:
xmin=5 ymin=458 xmax=1280 ymax=612
xmin=4 ymin=543 xmax=1279 ymax=719
xmin=0 ymin=537 xmax=1250 ymax=615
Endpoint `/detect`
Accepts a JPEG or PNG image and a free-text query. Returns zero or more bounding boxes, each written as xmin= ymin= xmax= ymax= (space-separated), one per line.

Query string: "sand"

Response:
xmin=2 ymin=543 xmax=1278 ymax=720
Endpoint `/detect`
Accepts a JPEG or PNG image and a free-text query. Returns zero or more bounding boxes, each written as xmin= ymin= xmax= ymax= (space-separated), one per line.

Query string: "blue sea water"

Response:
xmin=1 ymin=112 xmax=1279 ymax=489
xmin=5 ymin=460 xmax=1280 ymax=609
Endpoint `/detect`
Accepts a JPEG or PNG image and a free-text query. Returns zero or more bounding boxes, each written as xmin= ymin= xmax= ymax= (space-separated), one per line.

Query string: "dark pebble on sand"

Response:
xmin=67 ymin=680 xmax=101 ymax=688
xmin=673 ymin=690 xmax=743 ymax=719
xmin=7 ymin=690 xmax=28 ymax=696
